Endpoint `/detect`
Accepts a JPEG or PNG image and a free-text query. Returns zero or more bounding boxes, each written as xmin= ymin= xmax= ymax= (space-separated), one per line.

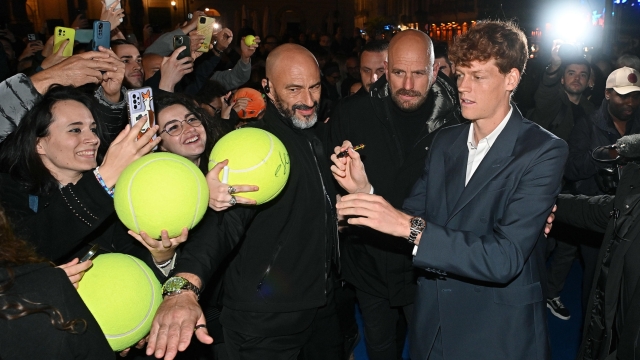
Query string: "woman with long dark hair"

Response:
xmin=0 ymin=85 xmax=179 ymax=273
xmin=0 ymin=204 xmax=113 ymax=359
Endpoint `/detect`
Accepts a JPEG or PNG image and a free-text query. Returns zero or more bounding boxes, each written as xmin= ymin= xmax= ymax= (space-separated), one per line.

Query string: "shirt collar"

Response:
xmin=467 ymin=105 xmax=513 ymax=150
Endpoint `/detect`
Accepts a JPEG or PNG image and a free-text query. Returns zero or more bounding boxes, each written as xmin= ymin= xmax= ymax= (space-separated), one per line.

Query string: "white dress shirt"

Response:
xmin=412 ymin=106 xmax=513 ymax=256
xmin=465 ymin=106 xmax=513 ymax=185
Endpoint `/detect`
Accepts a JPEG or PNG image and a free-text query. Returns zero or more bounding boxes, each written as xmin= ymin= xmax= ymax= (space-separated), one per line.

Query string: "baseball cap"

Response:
xmin=606 ymin=66 xmax=640 ymax=95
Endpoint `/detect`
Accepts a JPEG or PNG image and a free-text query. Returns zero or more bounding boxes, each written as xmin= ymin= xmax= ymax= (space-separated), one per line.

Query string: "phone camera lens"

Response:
xmin=200 ymin=17 xmax=206 ymax=24
xmin=99 ymin=23 xmax=103 ymax=29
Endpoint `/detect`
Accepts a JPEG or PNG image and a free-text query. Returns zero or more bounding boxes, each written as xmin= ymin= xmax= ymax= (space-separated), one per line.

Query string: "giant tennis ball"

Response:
xmin=114 ymin=152 xmax=209 ymax=239
xmin=244 ymin=35 xmax=256 ymax=46
xmin=77 ymin=253 xmax=162 ymax=351
xmin=232 ymin=88 xmax=266 ymax=119
xmin=208 ymin=128 xmax=289 ymax=205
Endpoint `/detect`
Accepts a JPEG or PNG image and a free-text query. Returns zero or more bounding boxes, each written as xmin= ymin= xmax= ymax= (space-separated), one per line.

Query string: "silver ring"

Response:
xmin=228 ymin=186 xmax=237 ymax=194
xmin=229 ymin=196 xmax=237 ymax=206
xmin=194 ymin=324 xmax=206 ymax=332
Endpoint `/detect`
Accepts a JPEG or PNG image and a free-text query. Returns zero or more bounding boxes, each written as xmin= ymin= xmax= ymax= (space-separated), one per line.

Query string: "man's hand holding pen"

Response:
xmin=330 ymin=140 xmax=372 ymax=194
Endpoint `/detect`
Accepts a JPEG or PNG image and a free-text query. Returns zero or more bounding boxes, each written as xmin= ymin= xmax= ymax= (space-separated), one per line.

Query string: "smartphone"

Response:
xmin=53 ymin=27 xmax=75 ymax=57
xmin=173 ymin=35 xmax=191 ymax=61
xmin=27 ymin=33 xmax=37 ymax=42
xmin=79 ymin=244 xmax=100 ymax=263
xmin=126 ymin=87 xmax=157 ymax=142
xmin=75 ymin=29 xmax=93 ymax=44
xmin=105 ymin=0 xmax=124 ymax=22
xmin=196 ymin=16 xmax=216 ymax=52
xmin=92 ymin=21 xmax=111 ymax=51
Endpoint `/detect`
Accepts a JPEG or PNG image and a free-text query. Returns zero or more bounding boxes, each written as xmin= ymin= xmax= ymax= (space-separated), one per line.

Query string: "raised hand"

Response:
xmin=98 ymin=116 xmax=160 ymax=188
xmin=240 ymin=35 xmax=260 ymax=63
xmin=330 ymin=140 xmax=372 ymax=194
xmin=206 ymin=160 xmax=258 ymax=211
xmin=159 ymin=47 xmax=194 ymax=92
xmin=57 ymin=258 xmax=93 ymax=289
xmin=100 ymin=0 xmax=125 ymax=29
xmin=97 ymin=46 xmax=126 ymax=103
xmin=128 ymin=228 xmax=188 ymax=264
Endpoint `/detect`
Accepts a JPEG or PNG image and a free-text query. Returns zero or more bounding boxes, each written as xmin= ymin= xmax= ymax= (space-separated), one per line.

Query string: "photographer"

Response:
xmin=556 ymin=156 xmax=640 ymax=359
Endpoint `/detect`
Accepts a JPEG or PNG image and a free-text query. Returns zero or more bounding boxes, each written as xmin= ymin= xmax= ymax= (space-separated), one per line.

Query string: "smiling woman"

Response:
xmin=0 ymin=86 xmax=173 ymax=272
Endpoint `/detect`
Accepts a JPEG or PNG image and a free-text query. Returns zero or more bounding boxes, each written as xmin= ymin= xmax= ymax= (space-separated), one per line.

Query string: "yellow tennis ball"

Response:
xmin=208 ymin=128 xmax=290 ymax=205
xmin=114 ymin=152 xmax=209 ymax=239
xmin=77 ymin=253 xmax=162 ymax=351
xmin=244 ymin=35 xmax=256 ymax=46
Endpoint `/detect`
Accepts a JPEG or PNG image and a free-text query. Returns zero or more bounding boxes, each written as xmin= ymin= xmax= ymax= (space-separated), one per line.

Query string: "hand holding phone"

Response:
xmin=173 ymin=35 xmax=191 ymax=61
xmin=53 ymin=27 xmax=75 ymax=57
xmin=80 ymin=244 xmax=101 ymax=263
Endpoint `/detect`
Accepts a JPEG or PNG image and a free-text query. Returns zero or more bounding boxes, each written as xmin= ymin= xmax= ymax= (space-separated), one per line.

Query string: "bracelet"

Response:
xmin=156 ymin=258 xmax=172 ymax=268
xmin=93 ymin=167 xmax=114 ymax=197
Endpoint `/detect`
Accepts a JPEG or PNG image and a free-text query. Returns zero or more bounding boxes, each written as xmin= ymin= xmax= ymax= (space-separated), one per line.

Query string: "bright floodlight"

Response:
xmin=552 ymin=5 xmax=591 ymax=44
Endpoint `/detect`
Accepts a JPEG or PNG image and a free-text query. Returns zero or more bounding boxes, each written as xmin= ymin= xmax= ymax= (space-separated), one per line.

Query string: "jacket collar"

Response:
xmin=444 ymin=105 xmax=522 ymax=220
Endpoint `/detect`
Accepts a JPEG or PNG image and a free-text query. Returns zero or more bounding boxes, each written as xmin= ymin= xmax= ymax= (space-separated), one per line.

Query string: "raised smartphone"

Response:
xmin=173 ymin=35 xmax=191 ymax=61
xmin=53 ymin=26 xmax=75 ymax=57
xmin=196 ymin=16 xmax=216 ymax=52
xmin=126 ymin=87 xmax=156 ymax=142
xmin=92 ymin=20 xmax=111 ymax=50
xmin=75 ymin=29 xmax=93 ymax=43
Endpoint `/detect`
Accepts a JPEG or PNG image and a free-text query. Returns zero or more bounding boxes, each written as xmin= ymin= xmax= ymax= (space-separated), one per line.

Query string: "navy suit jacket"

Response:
xmin=403 ymin=107 xmax=568 ymax=360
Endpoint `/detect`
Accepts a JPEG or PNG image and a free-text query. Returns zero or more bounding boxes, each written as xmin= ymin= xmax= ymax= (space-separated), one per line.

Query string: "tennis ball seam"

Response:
xmin=104 ymin=255 xmax=158 ymax=339
xmin=185 ymin=162 xmax=204 ymax=228
xmin=126 ymin=156 xmax=201 ymax=235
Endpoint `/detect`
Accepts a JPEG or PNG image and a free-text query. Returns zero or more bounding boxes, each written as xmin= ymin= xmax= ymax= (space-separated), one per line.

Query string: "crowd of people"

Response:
xmin=1 ymin=3 xmax=640 ymax=360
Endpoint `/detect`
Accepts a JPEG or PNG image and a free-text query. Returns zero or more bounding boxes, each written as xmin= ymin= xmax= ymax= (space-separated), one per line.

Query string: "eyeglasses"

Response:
xmin=161 ymin=117 xmax=202 ymax=136
xmin=205 ymin=103 xmax=221 ymax=116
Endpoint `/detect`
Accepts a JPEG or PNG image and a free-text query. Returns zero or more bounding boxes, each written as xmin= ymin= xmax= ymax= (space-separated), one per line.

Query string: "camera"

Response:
xmin=200 ymin=17 xmax=207 ymax=24
xmin=187 ymin=13 xmax=193 ymax=20
xmin=27 ymin=33 xmax=37 ymax=42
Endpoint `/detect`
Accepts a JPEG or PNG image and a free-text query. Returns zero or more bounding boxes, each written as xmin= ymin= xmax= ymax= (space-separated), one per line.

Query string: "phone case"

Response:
xmin=126 ymin=87 xmax=156 ymax=142
xmin=53 ymin=27 xmax=75 ymax=57
xmin=196 ymin=16 xmax=216 ymax=52
xmin=173 ymin=35 xmax=191 ymax=60
xmin=92 ymin=21 xmax=111 ymax=51
xmin=75 ymin=29 xmax=93 ymax=43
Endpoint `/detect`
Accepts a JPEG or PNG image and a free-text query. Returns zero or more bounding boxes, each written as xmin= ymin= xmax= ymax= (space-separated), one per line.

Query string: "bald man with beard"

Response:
xmin=327 ymin=29 xmax=463 ymax=360
xmin=145 ymin=44 xmax=341 ymax=360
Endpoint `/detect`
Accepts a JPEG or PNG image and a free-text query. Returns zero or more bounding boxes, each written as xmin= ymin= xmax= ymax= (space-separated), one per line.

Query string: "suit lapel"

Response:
xmin=446 ymin=110 xmax=523 ymax=222
xmin=443 ymin=123 xmax=470 ymax=213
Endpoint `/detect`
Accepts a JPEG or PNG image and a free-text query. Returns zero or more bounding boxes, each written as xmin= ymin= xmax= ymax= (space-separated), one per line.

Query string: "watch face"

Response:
xmin=164 ymin=277 xmax=187 ymax=292
xmin=411 ymin=217 xmax=426 ymax=228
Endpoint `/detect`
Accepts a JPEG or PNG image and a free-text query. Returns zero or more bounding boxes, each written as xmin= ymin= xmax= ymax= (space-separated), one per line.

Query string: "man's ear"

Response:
xmin=262 ymin=78 xmax=275 ymax=102
xmin=505 ymin=68 xmax=521 ymax=91
xmin=432 ymin=62 xmax=440 ymax=81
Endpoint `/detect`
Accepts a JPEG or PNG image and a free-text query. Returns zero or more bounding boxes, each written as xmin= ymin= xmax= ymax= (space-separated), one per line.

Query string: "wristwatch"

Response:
xmin=162 ymin=276 xmax=201 ymax=300
xmin=407 ymin=217 xmax=426 ymax=244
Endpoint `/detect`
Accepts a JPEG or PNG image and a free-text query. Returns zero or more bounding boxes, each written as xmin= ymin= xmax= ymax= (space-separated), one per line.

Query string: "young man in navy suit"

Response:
xmin=332 ymin=21 xmax=568 ymax=360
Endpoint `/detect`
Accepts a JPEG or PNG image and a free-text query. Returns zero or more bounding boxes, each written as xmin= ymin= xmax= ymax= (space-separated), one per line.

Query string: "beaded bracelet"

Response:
xmin=93 ymin=167 xmax=115 ymax=198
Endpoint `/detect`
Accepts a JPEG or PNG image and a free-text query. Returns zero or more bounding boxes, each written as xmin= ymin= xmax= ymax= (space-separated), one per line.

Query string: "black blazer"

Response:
xmin=403 ymin=107 xmax=568 ymax=360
